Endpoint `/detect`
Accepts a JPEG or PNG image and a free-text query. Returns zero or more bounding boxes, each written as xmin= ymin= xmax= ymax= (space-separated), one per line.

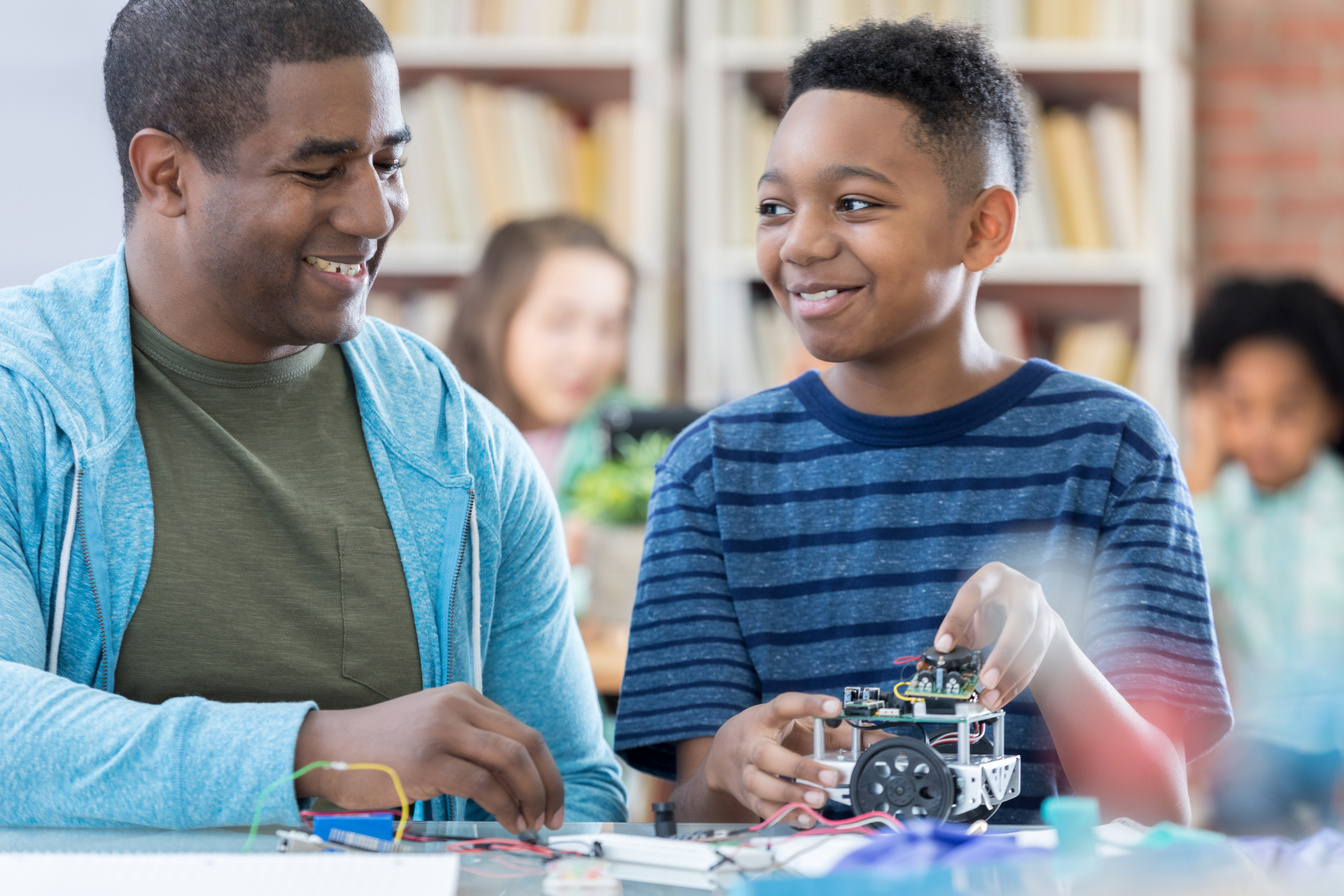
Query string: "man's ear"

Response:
xmin=962 ymin=185 xmax=1017 ymax=274
xmin=127 ymin=128 xmax=189 ymax=219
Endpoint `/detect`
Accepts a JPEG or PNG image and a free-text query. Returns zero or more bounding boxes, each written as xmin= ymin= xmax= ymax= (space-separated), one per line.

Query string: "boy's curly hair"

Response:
xmin=784 ymin=17 xmax=1029 ymax=204
xmin=1189 ymin=277 xmax=1344 ymax=453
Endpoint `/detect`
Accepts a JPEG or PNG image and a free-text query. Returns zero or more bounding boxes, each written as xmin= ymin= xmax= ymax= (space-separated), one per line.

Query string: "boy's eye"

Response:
xmin=838 ymin=197 xmax=877 ymax=212
xmin=757 ymin=201 xmax=791 ymax=217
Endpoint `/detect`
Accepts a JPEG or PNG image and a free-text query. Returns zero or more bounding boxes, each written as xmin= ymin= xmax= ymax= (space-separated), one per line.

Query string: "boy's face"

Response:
xmin=756 ymin=89 xmax=973 ymax=366
xmin=1219 ymin=338 xmax=1342 ymax=492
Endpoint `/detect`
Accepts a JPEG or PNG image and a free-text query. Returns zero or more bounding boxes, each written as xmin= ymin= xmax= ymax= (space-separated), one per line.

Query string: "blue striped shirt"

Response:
xmin=614 ymin=360 xmax=1232 ymax=823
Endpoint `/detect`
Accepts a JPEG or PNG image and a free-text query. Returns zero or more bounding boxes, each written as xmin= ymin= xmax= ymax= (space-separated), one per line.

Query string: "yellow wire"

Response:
xmin=244 ymin=760 xmax=411 ymax=852
xmin=892 ymin=681 xmax=916 ymax=702
xmin=337 ymin=762 xmax=410 ymax=845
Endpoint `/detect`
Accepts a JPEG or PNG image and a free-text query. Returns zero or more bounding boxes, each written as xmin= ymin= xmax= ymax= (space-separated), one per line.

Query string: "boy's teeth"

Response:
xmin=800 ymin=289 xmax=840 ymax=301
xmin=304 ymin=256 xmax=362 ymax=276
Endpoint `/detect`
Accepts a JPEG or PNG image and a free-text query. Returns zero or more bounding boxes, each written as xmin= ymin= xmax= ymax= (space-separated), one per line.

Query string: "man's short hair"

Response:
xmin=104 ymin=0 xmax=393 ymax=227
xmin=784 ymin=17 xmax=1029 ymax=204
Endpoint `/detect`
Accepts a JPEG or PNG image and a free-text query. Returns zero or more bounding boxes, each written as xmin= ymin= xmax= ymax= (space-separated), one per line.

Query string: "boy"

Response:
xmin=614 ymin=19 xmax=1231 ymax=825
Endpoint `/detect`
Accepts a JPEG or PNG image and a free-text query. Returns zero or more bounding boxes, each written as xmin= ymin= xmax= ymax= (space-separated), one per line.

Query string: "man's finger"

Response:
xmin=936 ymin=563 xmax=1006 ymax=652
xmin=454 ymin=700 xmax=564 ymax=829
xmin=427 ymin=755 xmax=527 ymax=831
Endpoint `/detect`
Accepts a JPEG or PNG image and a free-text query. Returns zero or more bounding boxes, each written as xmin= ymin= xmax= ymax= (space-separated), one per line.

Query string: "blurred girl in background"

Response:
xmin=1185 ymin=277 xmax=1344 ymax=837
xmin=446 ymin=214 xmax=635 ymax=512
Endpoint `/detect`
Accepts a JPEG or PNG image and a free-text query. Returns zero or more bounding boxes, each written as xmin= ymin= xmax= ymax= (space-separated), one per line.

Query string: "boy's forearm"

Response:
xmin=671 ymin=764 xmax=758 ymax=823
xmin=671 ymin=737 xmax=758 ymax=823
xmin=1029 ymin=631 xmax=1190 ymax=825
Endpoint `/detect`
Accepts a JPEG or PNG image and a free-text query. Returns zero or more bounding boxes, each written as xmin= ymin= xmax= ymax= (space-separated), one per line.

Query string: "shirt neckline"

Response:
xmin=788 ymin=359 xmax=1056 ymax=447
xmin=130 ymin=307 xmax=326 ymax=388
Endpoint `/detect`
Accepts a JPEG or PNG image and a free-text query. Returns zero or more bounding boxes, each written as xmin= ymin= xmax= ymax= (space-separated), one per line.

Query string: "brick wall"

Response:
xmin=1195 ymin=0 xmax=1344 ymax=294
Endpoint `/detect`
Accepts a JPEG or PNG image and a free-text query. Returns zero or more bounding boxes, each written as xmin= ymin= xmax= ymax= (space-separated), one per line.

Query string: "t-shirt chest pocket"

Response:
xmin=337 ymin=526 xmax=422 ymax=700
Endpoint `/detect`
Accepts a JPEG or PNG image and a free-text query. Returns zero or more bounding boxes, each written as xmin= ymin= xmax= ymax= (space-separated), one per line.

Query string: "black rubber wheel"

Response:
xmin=850 ymin=735 xmax=955 ymax=821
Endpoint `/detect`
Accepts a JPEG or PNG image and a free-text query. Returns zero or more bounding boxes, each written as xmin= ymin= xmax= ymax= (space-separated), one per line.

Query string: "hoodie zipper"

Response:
xmin=73 ymin=469 xmax=109 ymax=691
xmin=443 ymin=488 xmax=475 ymax=821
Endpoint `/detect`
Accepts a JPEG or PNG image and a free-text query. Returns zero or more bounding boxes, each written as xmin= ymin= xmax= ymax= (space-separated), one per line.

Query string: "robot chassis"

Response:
xmin=811 ymin=646 xmax=1022 ymax=823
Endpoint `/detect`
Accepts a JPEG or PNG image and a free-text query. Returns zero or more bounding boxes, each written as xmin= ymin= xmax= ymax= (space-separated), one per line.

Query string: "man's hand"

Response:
xmin=934 ymin=561 xmax=1063 ymax=711
xmin=293 ymin=683 xmax=564 ymax=833
xmin=699 ymin=693 xmax=846 ymax=824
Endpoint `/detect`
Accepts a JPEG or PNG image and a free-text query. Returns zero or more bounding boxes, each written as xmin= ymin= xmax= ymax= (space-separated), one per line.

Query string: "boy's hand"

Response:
xmin=701 ymin=693 xmax=845 ymax=823
xmin=935 ymin=562 xmax=1064 ymax=711
xmin=294 ymin=683 xmax=565 ymax=834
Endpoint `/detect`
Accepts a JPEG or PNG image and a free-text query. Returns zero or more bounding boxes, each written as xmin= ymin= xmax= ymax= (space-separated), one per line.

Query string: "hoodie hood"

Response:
xmin=0 ymin=250 xmax=135 ymax=465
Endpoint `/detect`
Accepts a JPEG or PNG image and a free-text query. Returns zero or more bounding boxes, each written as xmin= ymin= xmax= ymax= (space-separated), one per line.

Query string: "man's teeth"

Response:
xmin=800 ymin=289 xmax=840 ymax=301
xmin=304 ymin=256 xmax=362 ymax=276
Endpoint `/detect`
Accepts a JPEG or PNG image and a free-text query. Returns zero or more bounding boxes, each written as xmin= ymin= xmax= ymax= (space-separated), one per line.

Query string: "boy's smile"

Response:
xmin=755 ymin=89 xmax=1018 ymax=415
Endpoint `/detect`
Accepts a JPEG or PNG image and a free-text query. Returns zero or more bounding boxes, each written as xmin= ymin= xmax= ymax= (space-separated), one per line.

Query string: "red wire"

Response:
xmin=749 ymin=802 xmax=904 ymax=833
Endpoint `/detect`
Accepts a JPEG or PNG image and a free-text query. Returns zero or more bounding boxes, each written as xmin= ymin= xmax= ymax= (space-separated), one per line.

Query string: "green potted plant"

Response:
xmin=567 ymin=432 xmax=671 ymax=627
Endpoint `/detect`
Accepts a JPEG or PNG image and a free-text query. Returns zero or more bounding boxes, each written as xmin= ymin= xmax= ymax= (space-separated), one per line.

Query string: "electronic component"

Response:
xmin=653 ymin=801 xmax=678 ymax=838
xmin=811 ymin=645 xmax=1021 ymax=823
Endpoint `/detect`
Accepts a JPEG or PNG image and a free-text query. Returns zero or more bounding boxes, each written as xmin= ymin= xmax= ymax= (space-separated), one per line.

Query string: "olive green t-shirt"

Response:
xmin=115 ymin=309 xmax=422 ymax=709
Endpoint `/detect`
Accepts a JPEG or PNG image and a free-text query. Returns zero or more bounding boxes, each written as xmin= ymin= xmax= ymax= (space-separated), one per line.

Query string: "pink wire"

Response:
xmin=749 ymin=802 xmax=905 ymax=833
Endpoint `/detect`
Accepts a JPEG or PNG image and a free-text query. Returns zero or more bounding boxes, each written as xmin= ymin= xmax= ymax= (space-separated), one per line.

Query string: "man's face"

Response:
xmin=184 ymin=54 xmax=408 ymax=353
xmin=755 ymin=89 xmax=970 ymax=366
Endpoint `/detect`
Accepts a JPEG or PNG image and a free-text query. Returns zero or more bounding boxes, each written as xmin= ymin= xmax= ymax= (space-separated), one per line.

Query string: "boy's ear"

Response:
xmin=127 ymin=128 xmax=190 ymax=219
xmin=962 ymin=185 xmax=1017 ymax=273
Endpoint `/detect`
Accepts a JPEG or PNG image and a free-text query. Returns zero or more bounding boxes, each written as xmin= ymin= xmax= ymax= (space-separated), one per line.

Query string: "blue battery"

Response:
xmin=311 ymin=812 xmax=395 ymax=844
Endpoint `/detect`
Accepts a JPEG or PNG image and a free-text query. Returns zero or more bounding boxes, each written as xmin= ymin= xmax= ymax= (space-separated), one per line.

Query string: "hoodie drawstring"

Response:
xmin=47 ymin=450 xmax=80 ymax=674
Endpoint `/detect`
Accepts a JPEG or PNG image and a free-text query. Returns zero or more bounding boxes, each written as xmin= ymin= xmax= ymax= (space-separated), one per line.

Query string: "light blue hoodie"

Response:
xmin=0 ymin=250 xmax=627 ymax=827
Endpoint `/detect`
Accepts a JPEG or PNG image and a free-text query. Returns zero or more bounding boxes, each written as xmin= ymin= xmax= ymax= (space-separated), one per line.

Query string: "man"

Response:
xmin=0 ymin=0 xmax=625 ymax=829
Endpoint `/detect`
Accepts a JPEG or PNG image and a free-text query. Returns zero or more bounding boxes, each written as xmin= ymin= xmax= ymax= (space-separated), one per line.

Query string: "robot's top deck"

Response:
xmin=841 ymin=645 xmax=987 ymax=722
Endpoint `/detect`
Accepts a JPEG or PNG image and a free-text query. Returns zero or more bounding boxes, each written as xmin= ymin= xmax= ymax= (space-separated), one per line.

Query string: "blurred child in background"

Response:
xmin=1186 ymin=277 xmax=1344 ymax=837
xmin=446 ymin=214 xmax=635 ymax=513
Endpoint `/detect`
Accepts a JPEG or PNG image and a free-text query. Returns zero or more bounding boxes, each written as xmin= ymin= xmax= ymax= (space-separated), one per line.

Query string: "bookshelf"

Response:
xmin=361 ymin=0 xmax=676 ymax=401
xmin=682 ymin=0 xmax=1194 ymax=426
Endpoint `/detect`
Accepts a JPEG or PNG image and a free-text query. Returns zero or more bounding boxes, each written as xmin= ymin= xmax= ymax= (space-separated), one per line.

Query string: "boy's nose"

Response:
xmin=779 ymin=210 xmax=841 ymax=265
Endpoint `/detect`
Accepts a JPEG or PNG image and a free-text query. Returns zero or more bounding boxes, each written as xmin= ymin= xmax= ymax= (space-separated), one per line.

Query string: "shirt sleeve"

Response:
xmin=471 ymin=403 xmax=627 ymax=823
xmin=614 ymin=432 xmax=762 ymax=779
xmin=1081 ymin=427 xmax=1234 ymax=761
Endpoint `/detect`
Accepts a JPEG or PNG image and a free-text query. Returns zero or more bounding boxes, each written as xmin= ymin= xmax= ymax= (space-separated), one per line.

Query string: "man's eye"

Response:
xmin=758 ymin=201 xmax=790 ymax=217
xmin=377 ymin=159 xmax=405 ymax=177
xmin=297 ymin=169 xmax=337 ymax=182
xmin=839 ymin=197 xmax=877 ymax=212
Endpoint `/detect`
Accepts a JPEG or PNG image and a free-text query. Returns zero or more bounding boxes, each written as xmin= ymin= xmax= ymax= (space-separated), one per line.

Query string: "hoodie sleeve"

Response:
xmin=466 ymin=399 xmax=628 ymax=823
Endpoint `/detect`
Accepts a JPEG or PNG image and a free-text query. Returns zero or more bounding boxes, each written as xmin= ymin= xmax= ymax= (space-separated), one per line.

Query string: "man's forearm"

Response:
xmin=1030 ymin=632 xmax=1190 ymax=825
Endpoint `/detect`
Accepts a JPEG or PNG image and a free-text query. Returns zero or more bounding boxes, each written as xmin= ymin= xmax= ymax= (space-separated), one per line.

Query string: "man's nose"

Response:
xmin=332 ymin=162 xmax=400 ymax=239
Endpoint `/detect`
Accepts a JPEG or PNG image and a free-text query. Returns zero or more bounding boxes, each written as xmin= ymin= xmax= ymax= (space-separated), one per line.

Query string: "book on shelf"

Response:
xmin=724 ymin=82 xmax=781 ymax=247
xmin=976 ymin=300 xmax=1134 ymax=389
xmin=715 ymin=0 xmax=1135 ymax=40
xmin=397 ymin=75 xmax=630 ymax=252
xmin=1020 ymin=88 xmax=1142 ymax=254
xmin=363 ymin=0 xmax=634 ymax=36
xmin=1052 ymin=319 xmax=1134 ymax=387
xmin=1023 ymin=0 xmax=1136 ymax=41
